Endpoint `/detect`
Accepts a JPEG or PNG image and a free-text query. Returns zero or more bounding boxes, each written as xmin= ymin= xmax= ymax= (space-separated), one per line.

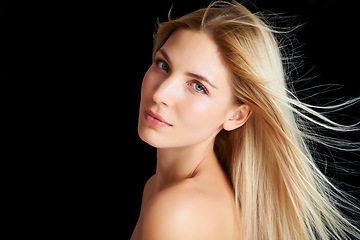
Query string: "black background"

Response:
xmin=2 ymin=0 xmax=359 ymax=238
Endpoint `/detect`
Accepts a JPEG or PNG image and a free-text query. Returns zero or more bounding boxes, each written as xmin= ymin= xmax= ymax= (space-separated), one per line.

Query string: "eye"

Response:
xmin=190 ymin=81 xmax=208 ymax=94
xmin=155 ymin=59 xmax=169 ymax=72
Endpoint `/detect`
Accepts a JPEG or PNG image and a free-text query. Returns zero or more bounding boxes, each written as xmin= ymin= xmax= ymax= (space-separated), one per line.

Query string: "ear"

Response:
xmin=223 ymin=104 xmax=252 ymax=131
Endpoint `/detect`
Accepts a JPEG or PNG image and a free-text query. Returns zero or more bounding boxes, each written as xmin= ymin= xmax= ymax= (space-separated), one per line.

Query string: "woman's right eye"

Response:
xmin=155 ymin=59 xmax=169 ymax=72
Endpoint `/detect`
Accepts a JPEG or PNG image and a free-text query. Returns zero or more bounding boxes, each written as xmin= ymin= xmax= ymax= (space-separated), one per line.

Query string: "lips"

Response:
xmin=145 ymin=109 xmax=173 ymax=127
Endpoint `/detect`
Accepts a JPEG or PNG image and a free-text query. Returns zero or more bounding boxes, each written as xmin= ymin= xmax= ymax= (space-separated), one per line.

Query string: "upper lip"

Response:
xmin=145 ymin=109 xmax=172 ymax=126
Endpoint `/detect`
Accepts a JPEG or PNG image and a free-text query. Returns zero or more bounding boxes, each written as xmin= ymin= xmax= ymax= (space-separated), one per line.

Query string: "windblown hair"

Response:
xmin=152 ymin=1 xmax=360 ymax=239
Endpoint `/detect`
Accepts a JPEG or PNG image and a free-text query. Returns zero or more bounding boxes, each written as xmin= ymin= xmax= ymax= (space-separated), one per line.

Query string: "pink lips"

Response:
xmin=145 ymin=109 xmax=173 ymax=127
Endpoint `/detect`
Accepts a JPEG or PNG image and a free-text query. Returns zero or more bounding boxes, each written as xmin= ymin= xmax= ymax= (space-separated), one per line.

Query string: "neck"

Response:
xmin=155 ymin=138 xmax=216 ymax=191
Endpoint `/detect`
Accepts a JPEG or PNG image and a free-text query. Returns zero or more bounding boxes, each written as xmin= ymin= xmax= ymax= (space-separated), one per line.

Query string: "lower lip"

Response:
xmin=144 ymin=111 xmax=172 ymax=127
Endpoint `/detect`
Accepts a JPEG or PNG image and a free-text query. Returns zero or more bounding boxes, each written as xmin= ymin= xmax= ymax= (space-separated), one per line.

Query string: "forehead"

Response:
xmin=159 ymin=29 xmax=231 ymax=88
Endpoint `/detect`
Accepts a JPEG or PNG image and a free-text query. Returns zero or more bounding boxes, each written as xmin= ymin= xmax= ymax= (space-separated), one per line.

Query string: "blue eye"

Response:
xmin=155 ymin=59 xmax=169 ymax=72
xmin=191 ymin=82 xmax=208 ymax=94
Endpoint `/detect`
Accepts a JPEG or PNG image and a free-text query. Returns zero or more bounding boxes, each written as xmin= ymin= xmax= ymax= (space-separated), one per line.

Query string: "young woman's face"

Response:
xmin=138 ymin=29 xmax=236 ymax=148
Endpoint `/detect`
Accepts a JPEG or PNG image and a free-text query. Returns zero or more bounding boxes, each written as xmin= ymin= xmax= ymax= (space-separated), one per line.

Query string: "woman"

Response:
xmin=131 ymin=1 xmax=359 ymax=239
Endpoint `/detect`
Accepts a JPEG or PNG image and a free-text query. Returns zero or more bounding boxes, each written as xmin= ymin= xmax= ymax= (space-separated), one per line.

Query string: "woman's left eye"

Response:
xmin=190 ymin=82 xmax=208 ymax=94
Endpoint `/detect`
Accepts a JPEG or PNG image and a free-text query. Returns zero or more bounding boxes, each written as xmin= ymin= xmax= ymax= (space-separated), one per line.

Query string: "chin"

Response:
xmin=137 ymin=123 xmax=167 ymax=148
xmin=137 ymin=112 xmax=175 ymax=148
xmin=138 ymin=130 xmax=171 ymax=148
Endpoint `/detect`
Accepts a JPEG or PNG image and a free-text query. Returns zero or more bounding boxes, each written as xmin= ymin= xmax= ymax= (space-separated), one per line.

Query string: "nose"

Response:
xmin=152 ymin=77 xmax=179 ymax=107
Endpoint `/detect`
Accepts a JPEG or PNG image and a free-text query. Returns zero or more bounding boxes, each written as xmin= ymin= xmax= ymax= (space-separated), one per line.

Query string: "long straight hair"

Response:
xmin=152 ymin=1 xmax=360 ymax=239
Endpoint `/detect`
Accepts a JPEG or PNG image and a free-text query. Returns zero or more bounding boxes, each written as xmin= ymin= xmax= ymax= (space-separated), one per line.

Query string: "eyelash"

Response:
xmin=155 ymin=59 xmax=169 ymax=73
xmin=154 ymin=58 xmax=209 ymax=95
xmin=188 ymin=81 xmax=208 ymax=94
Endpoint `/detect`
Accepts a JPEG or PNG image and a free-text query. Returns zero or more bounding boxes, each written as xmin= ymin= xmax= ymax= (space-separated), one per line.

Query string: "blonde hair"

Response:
xmin=152 ymin=1 xmax=360 ymax=239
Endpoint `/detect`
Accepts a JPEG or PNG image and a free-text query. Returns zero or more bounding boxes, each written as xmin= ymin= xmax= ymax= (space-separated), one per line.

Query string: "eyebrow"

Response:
xmin=159 ymin=48 xmax=217 ymax=90
xmin=185 ymin=72 xmax=217 ymax=89
xmin=159 ymin=49 xmax=171 ymax=66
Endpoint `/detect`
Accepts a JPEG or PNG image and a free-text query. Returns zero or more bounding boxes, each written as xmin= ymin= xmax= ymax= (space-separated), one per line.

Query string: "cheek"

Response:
xmin=177 ymin=97 xmax=227 ymax=135
xmin=141 ymin=68 xmax=153 ymax=98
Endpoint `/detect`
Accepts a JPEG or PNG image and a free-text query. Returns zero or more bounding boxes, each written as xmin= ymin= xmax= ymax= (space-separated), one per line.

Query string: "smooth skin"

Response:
xmin=132 ymin=29 xmax=252 ymax=240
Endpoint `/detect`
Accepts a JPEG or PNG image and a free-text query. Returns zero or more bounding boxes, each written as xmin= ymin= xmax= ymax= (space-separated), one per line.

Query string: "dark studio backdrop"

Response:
xmin=2 ymin=0 xmax=359 ymax=238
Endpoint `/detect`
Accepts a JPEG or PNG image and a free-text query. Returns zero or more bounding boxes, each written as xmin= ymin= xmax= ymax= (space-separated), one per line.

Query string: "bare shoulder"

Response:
xmin=131 ymin=175 xmax=157 ymax=240
xmin=142 ymin=175 xmax=156 ymax=203
xmin=142 ymin=179 xmax=223 ymax=240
